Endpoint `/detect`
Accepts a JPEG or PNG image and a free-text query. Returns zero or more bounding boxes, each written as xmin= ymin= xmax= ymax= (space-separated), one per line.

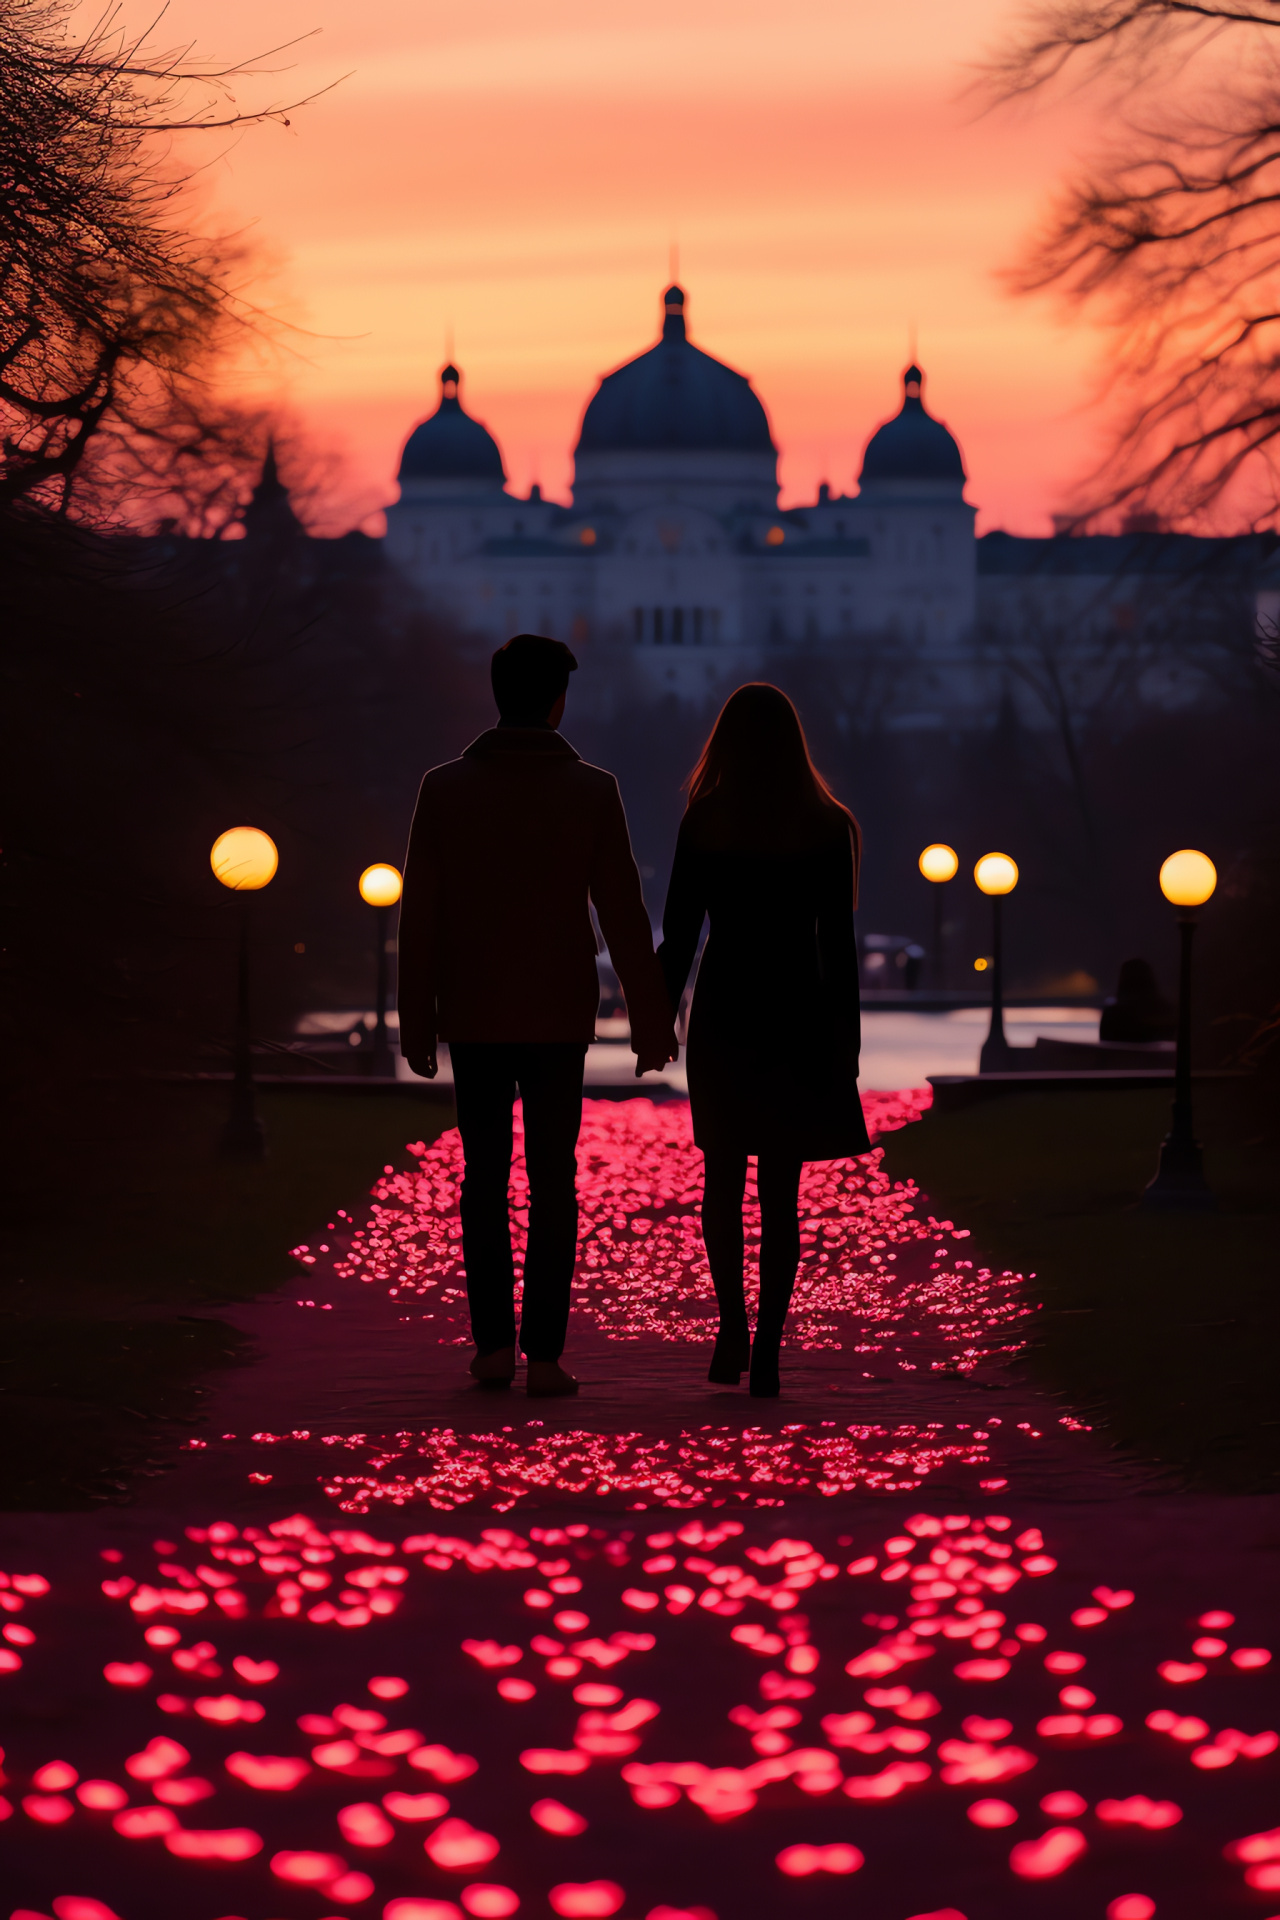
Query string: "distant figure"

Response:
xmin=398 ymin=635 xmax=677 ymax=1397
xmin=1099 ymin=957 xmax=1177 ymax=1044
xmin=659 ymin=684 xmax=869 ymax=1397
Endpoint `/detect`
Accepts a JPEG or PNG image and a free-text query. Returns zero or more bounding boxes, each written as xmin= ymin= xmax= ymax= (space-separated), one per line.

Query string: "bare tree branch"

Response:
xmin=0 ymin=0 xmax=333 ymax=520
xmin=988 ymin=0 xmax=1280 ymax=525
xmin=983 ymin=2 xmax=1280 ymax=101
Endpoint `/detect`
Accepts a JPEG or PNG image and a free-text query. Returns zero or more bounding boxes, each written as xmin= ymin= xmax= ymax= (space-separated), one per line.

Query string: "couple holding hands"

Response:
xmin=398 ymin=634 xmax=868 ymax=1401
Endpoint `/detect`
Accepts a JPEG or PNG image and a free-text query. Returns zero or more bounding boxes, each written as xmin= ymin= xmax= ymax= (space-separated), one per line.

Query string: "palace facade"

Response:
xmin=380 ymin=285 xmax=1271 ymax=724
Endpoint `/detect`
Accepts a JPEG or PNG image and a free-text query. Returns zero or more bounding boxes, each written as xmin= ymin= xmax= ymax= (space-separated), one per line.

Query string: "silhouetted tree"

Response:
xmin=989 ymin=1 xmax=1280 ymax=526
xmin=0 ymin=0 xmax=319 ymax=520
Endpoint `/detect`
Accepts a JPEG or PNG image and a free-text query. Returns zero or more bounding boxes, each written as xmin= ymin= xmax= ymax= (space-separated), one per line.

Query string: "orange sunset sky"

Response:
xmin=123 ymin=0 xmax=1115 ymax=533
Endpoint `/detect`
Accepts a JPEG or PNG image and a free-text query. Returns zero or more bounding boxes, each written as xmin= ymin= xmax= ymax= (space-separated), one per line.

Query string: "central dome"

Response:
xmin=576 ymin=287 xmax=775 ymax=455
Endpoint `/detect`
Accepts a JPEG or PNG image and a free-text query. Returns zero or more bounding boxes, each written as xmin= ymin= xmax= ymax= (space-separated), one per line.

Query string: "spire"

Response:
xmin=241 ymin=434 xmax=300 ymax=538
xmin=662 ymin=284 xmax=687 ymax=343
xmin=252 ymin=436 xmax=288 ymax=504
xmin=903 ymin=364 xmax=924 ymax=409
xmin=439 ymin=363 xmax=461 ymax=409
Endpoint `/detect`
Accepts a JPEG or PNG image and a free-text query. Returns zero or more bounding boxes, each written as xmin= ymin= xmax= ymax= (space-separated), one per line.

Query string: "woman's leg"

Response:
xmin=749 ymin=1153 xmax=804 ymax=1397
xmin=700 ymin=1146 xmax=751 ymax=1380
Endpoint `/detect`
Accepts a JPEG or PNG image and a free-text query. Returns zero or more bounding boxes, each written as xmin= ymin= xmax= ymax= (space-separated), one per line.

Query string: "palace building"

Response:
xmin=380 ymin=285 xmax=1270 ymax=721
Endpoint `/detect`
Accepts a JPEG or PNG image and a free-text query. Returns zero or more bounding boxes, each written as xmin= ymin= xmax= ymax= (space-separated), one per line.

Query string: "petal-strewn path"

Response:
xmin=160 ymin=1093 xmax=1131 ymax=1517
xmin=1 ymin=1095 xmax=1277 ymax=1920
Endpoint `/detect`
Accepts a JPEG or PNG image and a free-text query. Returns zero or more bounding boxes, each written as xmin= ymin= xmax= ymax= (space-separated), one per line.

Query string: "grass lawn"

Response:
xmin=878 ymin=1080 xmax=1280 ymax=1492
xmin=0 ymin=1081 xmax=454 ymax=1508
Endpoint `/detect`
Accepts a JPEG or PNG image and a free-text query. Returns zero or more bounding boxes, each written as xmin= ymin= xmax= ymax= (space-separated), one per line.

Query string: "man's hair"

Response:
xmin=491 ymin=634 xmax=578 ymax=721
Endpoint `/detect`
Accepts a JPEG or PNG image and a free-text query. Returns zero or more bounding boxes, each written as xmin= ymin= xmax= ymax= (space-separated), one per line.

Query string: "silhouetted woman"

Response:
xmin=658 ymin=684 xmax=869 ymax=1397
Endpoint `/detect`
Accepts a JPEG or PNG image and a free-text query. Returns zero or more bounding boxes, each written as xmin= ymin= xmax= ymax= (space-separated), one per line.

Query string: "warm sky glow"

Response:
xmin=114 ymin=0 xmax=1114 ymax=532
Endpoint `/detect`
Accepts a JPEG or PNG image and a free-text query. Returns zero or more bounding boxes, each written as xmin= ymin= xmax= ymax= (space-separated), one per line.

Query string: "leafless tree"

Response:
xmin=987 ymin=2 xmax=1280 ymax=526
xmin=0 ymin=0 xmax=329 ymax=520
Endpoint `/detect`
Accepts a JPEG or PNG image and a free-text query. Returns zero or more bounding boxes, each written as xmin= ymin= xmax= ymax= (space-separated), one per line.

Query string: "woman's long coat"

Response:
xmin=658 ymin=798 xmax=870 ymax=1160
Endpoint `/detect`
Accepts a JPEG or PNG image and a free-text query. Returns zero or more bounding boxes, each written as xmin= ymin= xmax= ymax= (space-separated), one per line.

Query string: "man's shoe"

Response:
xmin=469 ymin=1345 xmax=517 ymax=1388
xmin=527 ymin=1360 xmax=579 ymax=1397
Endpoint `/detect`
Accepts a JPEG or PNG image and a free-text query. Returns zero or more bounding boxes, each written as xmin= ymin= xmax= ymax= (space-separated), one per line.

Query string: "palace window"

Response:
xmin=644 ymin=606 xmax=720 ymax=645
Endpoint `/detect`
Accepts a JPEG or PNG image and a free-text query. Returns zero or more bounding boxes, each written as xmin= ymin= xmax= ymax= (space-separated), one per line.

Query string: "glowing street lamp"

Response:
xmin=1142 ymin=849 xmax=1217 ymax=1211
xmin=919 ymin=843 xmax=958 ymax=990
xmin=359 ymin=863 xmax=402 ymax=1078
xmin=974 ymin=852 xmax=1019 ymax=1073
xmin=210 ymin=826 xmax=278 ymax=1159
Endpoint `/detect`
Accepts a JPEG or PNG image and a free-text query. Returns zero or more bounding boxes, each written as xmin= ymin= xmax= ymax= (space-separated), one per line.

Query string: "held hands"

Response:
xmin=408 ymin=1048 xmax=439 ymax=1080
xmin=633 ymin=1023 xmax=680 ymax=1077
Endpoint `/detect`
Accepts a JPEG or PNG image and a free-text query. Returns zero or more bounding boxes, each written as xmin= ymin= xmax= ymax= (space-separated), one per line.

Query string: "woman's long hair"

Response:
xmin=685 ymin=683 xmax=861 ymax=893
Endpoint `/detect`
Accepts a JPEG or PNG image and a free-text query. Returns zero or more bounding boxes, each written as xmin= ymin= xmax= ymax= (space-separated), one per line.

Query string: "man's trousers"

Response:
xmin=449 ymin=1041 xmax=587 ymax=1362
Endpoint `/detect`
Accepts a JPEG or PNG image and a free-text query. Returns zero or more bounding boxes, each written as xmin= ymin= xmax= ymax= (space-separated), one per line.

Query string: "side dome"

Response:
xmin=576 ymin=287 xmax=774 ymax=454
xmin=859 ymin=364 xmax=965 ymax=484
xmin=398 ymin=365 xmax=506 ymax=484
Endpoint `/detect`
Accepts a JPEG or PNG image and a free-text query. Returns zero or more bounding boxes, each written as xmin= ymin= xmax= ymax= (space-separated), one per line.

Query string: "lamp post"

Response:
xmin=210 ymin=826 xmax=278 ymax=1160
xmin=919 ymin=843 xmax=958 ymax=991
xmin=975 ymin=852 xmax=1019 ymax=1073
xmin=1142 ymin=848 xmax=1217 ymax=1212
xmin=358 ymin=863 xmax=402 ymax=1079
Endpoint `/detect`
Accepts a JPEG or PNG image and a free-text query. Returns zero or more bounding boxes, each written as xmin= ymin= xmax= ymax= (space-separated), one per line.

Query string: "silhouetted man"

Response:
xmin=398 ymin=634 xmax=676 ymax=1396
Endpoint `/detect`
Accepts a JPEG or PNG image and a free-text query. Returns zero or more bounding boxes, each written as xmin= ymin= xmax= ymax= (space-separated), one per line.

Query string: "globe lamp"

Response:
xmin=975 ymin=852 xmax=1019 ymax=1071
xmin=359 ymin=863 xmax=402 ymax=908
xmin=918 ymin=843 xmax=959 ymax=990
xmin=210 ymin=827 xmax=275 ymax=1161
xmin=919 ymin=843 xmax=958 ymax=884
xmin=359 ymin=862 xmax=403 ymax=1077
xmin=975 ymin=852 xmax=1018 ymax=897
xmin=211 ymin=826 xmax=277 ymax=892
xmin=1143 ymin=848 xmax=1218 ymax=1211
xmin=1158 ymin=849 xmax=1216 ymax=908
